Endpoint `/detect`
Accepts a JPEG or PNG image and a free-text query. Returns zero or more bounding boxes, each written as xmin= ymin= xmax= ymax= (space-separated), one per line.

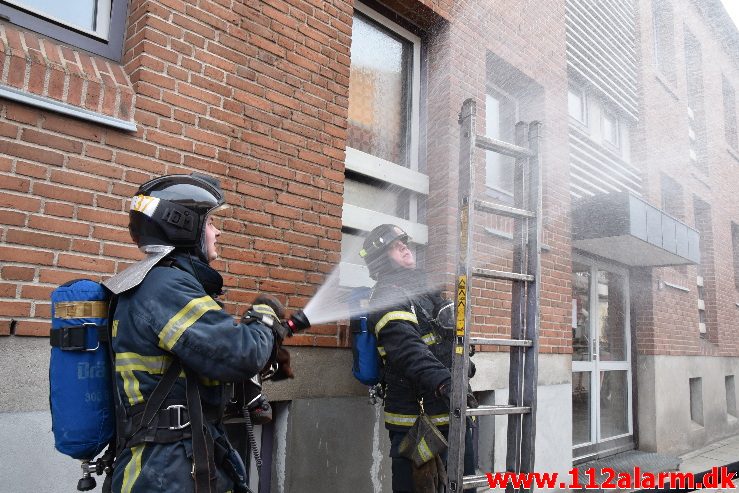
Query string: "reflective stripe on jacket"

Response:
xmin=110 ymin=252 xmax=274 ymax=493
xmin=368 ymin=270 xmax=453 ymax=431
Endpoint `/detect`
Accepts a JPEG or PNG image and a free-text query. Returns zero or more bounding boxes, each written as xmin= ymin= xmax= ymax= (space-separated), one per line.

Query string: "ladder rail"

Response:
xmin=505 ymin=122 xmax=530 ymax=490
xmin=447 ymin=98 xmax=477 ymax=492
xmin=448 ymin=99 xmax=541 ymax=493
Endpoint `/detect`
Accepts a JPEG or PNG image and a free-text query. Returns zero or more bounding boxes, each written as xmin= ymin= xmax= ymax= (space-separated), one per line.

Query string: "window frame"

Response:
xmin=485 ymin=84 xmax=518 ymax=201
xmin=651 ymin=0 xmax=676 ymax=84
xmin=601 ymin=109 xmax=620 ymax=150
xmin=723 ymin=75 xmax=738 ymax=151
xmin=340 ymin=2 xmax=426 ymax=287
xmin=568 ymin=86 xmax=588 ymax=126
xmin=0 ymin=0 xmax=129 ymax=60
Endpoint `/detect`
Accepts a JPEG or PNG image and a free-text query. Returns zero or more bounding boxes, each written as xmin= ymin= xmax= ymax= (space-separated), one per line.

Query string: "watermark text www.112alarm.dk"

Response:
xmin=485 ymin=466 xmax=737 ymax=489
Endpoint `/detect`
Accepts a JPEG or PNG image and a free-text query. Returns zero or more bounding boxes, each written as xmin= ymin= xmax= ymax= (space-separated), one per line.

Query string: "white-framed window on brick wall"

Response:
xmin=0 ymin=0 xmax=128 ymax=60
xmin=652 ymin=0 xmax=676 ymax=85
xmin=723 ymin=75 xmax=738 ymax=151
xmin=485 ymin=86 xmax=517 ymax=200
xmin=341 ymin=2 xmax=426 ymax=287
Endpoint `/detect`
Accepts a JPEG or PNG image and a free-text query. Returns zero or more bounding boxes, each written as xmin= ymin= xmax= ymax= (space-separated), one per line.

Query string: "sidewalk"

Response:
xmin=678 ymin=434 xmax=739 ymax=491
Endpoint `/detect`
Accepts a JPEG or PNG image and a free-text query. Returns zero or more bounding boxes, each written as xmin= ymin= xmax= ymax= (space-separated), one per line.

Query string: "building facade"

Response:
xmin=0 ymin=0 xmax=737 ymax=491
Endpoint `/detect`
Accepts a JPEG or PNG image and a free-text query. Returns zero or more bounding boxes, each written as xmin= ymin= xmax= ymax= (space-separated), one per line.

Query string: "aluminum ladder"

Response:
xmin=447 ymin=98 xmax=542 ymax=492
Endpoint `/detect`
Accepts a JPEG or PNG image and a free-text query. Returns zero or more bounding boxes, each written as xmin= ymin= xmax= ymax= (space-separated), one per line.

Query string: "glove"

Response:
xmin=265 ymin=346 xmax=294 ymax=381
xmin=244 ymin=295 xmax=290 ymax=343
xmin=436 ymin=382 xmax=479 ymax=409
xmin=411 ymin=454 xmax=448 ymax=493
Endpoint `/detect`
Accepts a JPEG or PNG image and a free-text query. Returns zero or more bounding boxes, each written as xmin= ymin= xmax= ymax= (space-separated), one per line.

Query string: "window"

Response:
xmin=652 ymin=0 xmax=676 ymax=84
xmin=723 ymin=75 xmax=738 ymax=150
xmin=602 ymin=111 xmax=619 ymax=148
xmin=660 ymin=174 xmax=684 ymax=220
xmin=685 ymin=29 xmax=707 ymax=171
xmin=485 ymin=88 xmax=516 ymax=198
xmin=732 ymin=223 xmax=739 ymax=289
xmin=689 ymin=377 xmax=703 ymax=426
xmin=568 ymin=88 xmax=587 ymax=125
xmin=341 ymin=3 xmax=426 ymax=287
xmin=693 ymin=197 xmax=713 ymax=339
xmin=0 ymin=0 xmax=128 ymax=60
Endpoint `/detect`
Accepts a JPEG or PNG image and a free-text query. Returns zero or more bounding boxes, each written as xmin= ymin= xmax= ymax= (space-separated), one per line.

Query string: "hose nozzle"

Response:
xmin=286 ymin=310 xmax=310 ymax=334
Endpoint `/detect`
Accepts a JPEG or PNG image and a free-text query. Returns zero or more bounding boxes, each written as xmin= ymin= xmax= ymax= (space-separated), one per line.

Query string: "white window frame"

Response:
xmin=485 ymin=84 xmax=518 ymax=200
xmin=601 ymin=110 xmax=620 ymax=149
xmin=341 ymin=3 xmax=426 ymax=287
xmin=0 ymin=0 xmax=128 ymax=60
xmin=568 ymin=87 xmax=588 ymax=126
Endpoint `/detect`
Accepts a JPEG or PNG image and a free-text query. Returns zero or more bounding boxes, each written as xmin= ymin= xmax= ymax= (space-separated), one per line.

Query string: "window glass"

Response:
xmin=485 ymin=90 xmax=516 ymax=195
xmin=568 ymin=89 xmax=586 ymax=124
xmin=0 ymin=0 xmax=124 ymax=59
xmin=6 ymin=0 xmax=110 ymax=38
xmin=347 ymin=12 xmax=412 ymax=167
xmin=602 ymin=112 xmax=619 ymax=147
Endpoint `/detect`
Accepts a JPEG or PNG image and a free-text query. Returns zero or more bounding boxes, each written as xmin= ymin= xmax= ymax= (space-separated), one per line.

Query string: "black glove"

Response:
xmin=435 ymin=382 xmax=479 ymax=409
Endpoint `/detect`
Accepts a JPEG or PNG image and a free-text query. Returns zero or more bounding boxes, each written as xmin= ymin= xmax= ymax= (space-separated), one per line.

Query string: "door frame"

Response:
xmin=572 ymin=253 xmax=634 ymax=461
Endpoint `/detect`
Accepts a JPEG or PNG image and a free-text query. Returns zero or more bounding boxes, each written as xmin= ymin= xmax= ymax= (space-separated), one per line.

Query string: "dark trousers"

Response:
xmin=388 ymin=419 xmax=476 ymax=493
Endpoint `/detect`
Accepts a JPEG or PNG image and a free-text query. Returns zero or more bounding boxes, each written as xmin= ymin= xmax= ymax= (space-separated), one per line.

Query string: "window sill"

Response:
xmin=655 ymin=72 xmax=680 ymax=102
xmin=0 ymin=23 xmax=135 ymax=131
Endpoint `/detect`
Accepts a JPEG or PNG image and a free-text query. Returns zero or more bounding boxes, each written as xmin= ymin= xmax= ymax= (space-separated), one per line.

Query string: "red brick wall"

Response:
xmin=0 ymin=0 xmax=351 ymax=345
xmin=633 ymin=0 xmax=739 ymax=357
xmin=0 ymin=0 xmax=577 ymax=355
xmin=421 ymin=0 xmax=572 ymax=355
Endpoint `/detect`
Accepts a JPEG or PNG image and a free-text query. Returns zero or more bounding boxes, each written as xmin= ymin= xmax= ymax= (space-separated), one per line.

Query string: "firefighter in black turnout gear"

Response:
xmin=104 ymin=173 xmax=290 ymax=493
xmin=360 ymin=224 xmax=476 ymax=493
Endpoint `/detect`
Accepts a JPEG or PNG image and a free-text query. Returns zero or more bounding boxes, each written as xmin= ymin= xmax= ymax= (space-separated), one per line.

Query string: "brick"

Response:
xmin=0 ymin=301 xmax=32 ymax=317
xmin=28 ymin=215 xmax=89 ymax=236
xmin=0 ymin=170 xmax=31 ymax=191
xmin=91 ymin=225 xmax=131 ymax=243
xmin=14 ymin=320 xmax=49 ymax=337
xmin=57 ymin=253 xmax=116 ymax=273
xmin=21 ymin=129 xmax=84 ymax=154
xmin=4 ymin=101 xmax=39 ymax=125
xmin=0 ymin=140 xmax=64 ymax=166
xmin=71 ymin=238 xmax=102 ymax=255
xmin=1 ymin=266 xmax=35 ymax=281
xmin=20 ymin=284 xmax=54 ymax=300
xmin=15 ymin=160 xmax=48 ymax=179
xmin=6 ymin=229 xmax=71 ymax=250
xmin=106 ymin=132 xmax=158 ymax=156
xmin=0 ymin=209 xmax=27 ymax=226
xmin=34 ymin=182 xmax=95 ymax=205
xmin=77 ymin=207 xmax=128 ymax=227
xmin=68 ymin=156 xmax=123 ymax=180
xmin=39 ymin=268 xmax=102 ymax=285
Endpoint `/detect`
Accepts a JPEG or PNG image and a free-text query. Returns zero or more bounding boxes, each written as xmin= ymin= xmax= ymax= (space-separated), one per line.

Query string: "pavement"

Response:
xmin=678 ymin=434 xmax=739 ymax=491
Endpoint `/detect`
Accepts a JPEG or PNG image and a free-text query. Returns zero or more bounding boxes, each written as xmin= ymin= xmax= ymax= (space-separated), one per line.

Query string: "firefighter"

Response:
xmin=103 ymin=173 xmax=289 ymax=493
xmin=360 ymin=224 xmax=477 ymax=493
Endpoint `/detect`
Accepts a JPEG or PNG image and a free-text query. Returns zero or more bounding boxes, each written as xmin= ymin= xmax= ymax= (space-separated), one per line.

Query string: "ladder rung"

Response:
xmin=475 ymin=134 xmax=534 ymax=158
xmin=463 ymin=474 xmax=492 ymax=488
xmin=474 ymin=199 xmax=535 ymax=219
xmin=470 ymin=337 xmax=533 ymax=347
xmin=473 ymin=268 xmax=534 ymax=282
xmin=466 ymin=405 xmax=530 ymax=416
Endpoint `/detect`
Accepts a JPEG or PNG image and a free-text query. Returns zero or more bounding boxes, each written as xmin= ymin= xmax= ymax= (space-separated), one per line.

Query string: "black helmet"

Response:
xmin=129 ymin=173 xmax=227 ymax=261
xmin=360 ymin=224 xmax=410 ymax=280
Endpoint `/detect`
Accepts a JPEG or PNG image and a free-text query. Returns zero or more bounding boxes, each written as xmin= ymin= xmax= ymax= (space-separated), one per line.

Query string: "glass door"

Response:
xmin=572 ymin=258 xmax=633 ymax=460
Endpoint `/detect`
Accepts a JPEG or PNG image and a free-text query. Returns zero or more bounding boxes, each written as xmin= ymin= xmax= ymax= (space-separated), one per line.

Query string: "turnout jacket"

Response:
xmin=110 ymin=252 xmax=275 ymax=493
xmin=369 ymin=269 xmax=454 ymax=432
